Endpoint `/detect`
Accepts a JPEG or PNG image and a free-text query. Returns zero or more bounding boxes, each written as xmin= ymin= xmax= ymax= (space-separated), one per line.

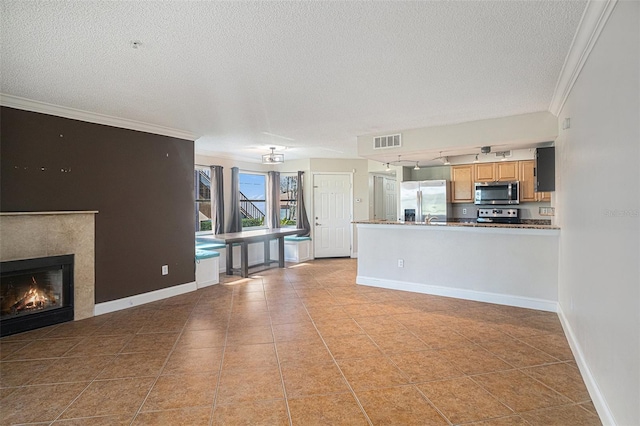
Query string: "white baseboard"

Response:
xmin=356 ymin=276 xmax=558 ymax=312
xmin=557 ymin=305 xmax=616 ymax=425
xmin=94 ymin=281 xmax=197 ymax=316
xmin=197 ymin=279 xmax=219 ymax=289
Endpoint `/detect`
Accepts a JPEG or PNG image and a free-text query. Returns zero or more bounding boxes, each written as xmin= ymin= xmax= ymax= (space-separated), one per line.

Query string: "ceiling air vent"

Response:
xmin=373 ymin=134 xmax=401 ymax=150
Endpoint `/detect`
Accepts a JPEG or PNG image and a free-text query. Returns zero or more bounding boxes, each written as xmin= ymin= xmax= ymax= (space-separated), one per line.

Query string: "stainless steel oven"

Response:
xmin=474 ymin=181 xmax=520 ymax=205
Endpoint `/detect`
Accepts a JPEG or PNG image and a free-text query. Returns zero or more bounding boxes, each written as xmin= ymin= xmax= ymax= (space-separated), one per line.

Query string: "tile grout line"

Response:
xmin=207 ymin=278 xmax=236 ymax=426
xmin=298 ymin=278 xmax=375 ymax=426
xmin=268 ymin=273 xmax=294 ymax=426
xmin=45 ymin=319 xmax=140 ymax=424
xmin=351 ymin=316 xmax=455 ymax=426
xmin=127 ymin=292 xmax=208 ymax=426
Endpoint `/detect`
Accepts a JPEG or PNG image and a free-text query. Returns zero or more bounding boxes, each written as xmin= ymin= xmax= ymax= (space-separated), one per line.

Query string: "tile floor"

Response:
xmin=0 ymin=258 xmax=601 ymax=425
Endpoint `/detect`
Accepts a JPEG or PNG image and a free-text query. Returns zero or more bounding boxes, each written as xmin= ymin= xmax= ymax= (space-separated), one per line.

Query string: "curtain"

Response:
xmin=267 ymin=171 xmax=281 ymax=229
xmin=210 ymin=165 xmax=224 ymax=234
xmin=227 ymin=167 xmax=242 ymax=232
xmin=296 ymin=171 xmax=311 ymax=236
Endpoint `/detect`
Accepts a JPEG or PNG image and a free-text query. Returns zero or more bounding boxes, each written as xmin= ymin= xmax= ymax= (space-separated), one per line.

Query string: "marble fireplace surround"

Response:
xmin=0 ymin=211 xmax=97 ymax=321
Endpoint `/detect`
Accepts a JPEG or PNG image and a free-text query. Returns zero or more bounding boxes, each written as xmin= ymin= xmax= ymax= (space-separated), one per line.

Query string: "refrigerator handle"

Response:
xmin=416 ymin=191 xmax=422 ymax=223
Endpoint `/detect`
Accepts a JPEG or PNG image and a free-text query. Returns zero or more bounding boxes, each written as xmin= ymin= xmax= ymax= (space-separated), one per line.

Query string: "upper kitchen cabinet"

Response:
xmin=519 ymin=160 xmax=537 ymax=202
xmin=519 ymin=160 xmax=551 ymax=202
xmin=496 ymin=161 xmax=519 ymax=181
xmin=535 ymin=147 xmax=555 ymax=192
xmin=451 ymin=165 xmax=474 ymax=203
xmin=474 ymin=163 xmax=495 ymax=182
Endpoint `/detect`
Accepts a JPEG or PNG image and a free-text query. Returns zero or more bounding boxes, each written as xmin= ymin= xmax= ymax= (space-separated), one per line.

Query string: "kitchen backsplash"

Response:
xmin=452 ymin=202 xmax=553 ymax=221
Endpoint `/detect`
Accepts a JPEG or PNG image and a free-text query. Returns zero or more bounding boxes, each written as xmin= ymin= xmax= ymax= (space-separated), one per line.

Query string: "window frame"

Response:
xmin=238 ymin=170 xmax=268 ymax=229
xmin=279 ymin=173 xmax=298 ymax=228
xmin=194 ymin=166 xmax=212 ymax=235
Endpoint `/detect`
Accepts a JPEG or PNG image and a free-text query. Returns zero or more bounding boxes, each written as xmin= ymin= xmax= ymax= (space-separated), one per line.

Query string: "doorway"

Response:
xmin=370 ymin=173 xmax=397 ymax=221
xmin=312 ymin=173 xmax=352 ymax=258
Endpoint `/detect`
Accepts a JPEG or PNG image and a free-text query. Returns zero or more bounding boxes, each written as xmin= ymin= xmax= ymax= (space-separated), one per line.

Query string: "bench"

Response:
xmin=195 ymin=249 xmax=220 ymax=288
xmin=283 ymin=236 xmax=312 ymax=263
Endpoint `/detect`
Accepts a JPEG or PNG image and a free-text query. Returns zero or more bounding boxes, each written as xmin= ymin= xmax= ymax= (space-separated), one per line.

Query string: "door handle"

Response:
xmin=315 ymin=222 xmax=321 ymax=226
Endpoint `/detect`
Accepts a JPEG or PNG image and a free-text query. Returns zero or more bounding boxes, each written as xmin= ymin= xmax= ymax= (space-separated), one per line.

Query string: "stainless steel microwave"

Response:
xmin=474 ymin=181 xmax=520 ymax=205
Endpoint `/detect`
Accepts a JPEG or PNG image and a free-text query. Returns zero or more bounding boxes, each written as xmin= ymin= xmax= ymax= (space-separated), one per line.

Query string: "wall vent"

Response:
xmin=494 ymin=150 xmax=512 ymax=158
xmin=373 ymin=134 xmax=401 ymax=150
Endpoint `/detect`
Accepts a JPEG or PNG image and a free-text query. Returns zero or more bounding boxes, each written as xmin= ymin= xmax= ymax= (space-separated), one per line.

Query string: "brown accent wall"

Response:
xmin=1 ymin=107 xmax=195 ymax=303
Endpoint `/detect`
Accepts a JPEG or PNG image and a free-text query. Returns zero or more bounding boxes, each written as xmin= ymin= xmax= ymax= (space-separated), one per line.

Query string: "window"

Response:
xmin=239 ymin=172 xmax=266 ymax=228
xmin=195 ymin=167 xmax=211 ymax=232
xmin=280 ymin=174 xmax=298 ymax=226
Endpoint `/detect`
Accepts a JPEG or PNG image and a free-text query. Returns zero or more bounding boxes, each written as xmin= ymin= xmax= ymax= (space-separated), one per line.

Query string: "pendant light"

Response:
xmin=262 ymin=147 xmax=285 ymax=164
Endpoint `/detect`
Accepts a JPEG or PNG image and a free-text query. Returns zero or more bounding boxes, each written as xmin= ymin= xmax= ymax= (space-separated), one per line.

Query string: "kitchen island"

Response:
xmin=355 ymin=220 xmax=560 ymax=312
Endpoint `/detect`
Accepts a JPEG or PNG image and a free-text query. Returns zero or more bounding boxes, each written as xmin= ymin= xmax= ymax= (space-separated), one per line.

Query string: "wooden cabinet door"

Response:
xmin=519 ymin=160 xmax=536 ymax=202
xmin=474 ymin=163 xmax=495 ymax=182
xmin=520 ymin=160 xmax=551 ymax=202
xmin=496 ymin=161 xmax=519 ymax=181
xmin=536 ymin=192 xmax=551 ymax=202
xmin=451 ymin=165 xmax=474 ymax=203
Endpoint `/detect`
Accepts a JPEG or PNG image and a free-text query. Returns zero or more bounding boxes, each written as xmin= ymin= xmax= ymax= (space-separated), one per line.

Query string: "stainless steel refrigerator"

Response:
xmin=400 ymin=180 xmax=451 ymax=223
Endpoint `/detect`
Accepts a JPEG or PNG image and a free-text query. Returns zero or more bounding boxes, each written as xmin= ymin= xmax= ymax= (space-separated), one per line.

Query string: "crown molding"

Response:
xmin=549 ymin=0 xmax=618 ymax=116
xmin=0 ymin=94 xmax=197 ymax=141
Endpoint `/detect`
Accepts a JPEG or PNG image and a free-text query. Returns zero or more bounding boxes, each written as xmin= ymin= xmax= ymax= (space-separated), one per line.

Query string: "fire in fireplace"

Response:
xmin=1 ymin=254 xmax=74 ymax=337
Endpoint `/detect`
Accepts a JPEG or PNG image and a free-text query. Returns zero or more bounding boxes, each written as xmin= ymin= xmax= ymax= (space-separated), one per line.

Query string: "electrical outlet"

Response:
xmin=162 ymin=265 xmax=169 ymax=275
xmin=397 ymin=259 xmax=404 ymax=268
xmin=463 ymin=208 xmax=467 ymax=215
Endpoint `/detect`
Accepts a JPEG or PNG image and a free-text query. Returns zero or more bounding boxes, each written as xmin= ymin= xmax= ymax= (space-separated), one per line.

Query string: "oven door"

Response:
xmin=474 ymin=182 xmax=519 ymax=205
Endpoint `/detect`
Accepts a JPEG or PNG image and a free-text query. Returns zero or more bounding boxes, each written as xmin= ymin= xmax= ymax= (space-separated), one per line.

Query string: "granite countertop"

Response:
xmin=353 ymin=219 xmax=560 ymax=230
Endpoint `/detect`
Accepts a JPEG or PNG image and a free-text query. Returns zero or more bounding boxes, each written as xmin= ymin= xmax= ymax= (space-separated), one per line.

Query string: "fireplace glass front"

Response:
xmin=1 ymin=254 xmax=74 ymax=337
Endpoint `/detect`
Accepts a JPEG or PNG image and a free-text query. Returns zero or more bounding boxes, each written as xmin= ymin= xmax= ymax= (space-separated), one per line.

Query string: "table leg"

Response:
xmin=226 ymin=243 xmax=233 ymax=274
xmin=264 ymin=238 xmax=271 ymax=267
xmin=241 ymin=241 xmax=249 ymax=278
xmin=278 ymin=236 xmax=285 ymax=268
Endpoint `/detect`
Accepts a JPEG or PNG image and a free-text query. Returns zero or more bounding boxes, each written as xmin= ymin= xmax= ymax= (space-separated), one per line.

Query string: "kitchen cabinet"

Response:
xmin=474 ymin=163 xmax=495 ymax=182
xmin=451 ymin=165 xmax=474 ymax=203
xmin=536 ymin=191 xmax=551 ymax=202
xmin=519 ymin=160 xmax=551 ymax=202
xmin=496 ymin=161 xmax=518 ymax=181
xmin=535 ymin=147 xmax=555 ymax=192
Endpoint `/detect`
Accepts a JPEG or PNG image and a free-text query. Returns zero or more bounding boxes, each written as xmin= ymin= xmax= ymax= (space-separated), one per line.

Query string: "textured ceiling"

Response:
xmin=1 ymin=1 xmax=586 ymax=163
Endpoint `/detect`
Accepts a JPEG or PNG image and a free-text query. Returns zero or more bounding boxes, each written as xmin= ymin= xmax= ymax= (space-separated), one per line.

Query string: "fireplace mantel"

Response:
xmin=0 ymin=211 xmax=99 ymax=216
xmin=0 ymin=211 xmax=97 ymax=321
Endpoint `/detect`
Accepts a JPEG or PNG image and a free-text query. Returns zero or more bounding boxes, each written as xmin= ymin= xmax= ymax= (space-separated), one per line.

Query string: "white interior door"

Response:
xmin=373 ymin=176 xmax=384 ymax=220
xmin=384 ymin=177 xmax=397 ymax=221
xmin=313 ymin=174 xmax=352 ymax=258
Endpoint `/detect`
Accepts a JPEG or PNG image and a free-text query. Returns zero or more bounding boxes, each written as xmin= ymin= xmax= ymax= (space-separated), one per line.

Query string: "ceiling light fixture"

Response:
xmin=262 ymin=147 xmax=285 ymax=164
xmin=500 ymin=153 xmax=507 ymax=161
xmin=443 ymin=156 xmax=450 ymax=165
xmin=385 ymin=163 xmax=392 ymax=172
xmin=474 ymin=155 xmax=479 ymax=163
xmin=414 ymin=162 xmax=420 ymax=171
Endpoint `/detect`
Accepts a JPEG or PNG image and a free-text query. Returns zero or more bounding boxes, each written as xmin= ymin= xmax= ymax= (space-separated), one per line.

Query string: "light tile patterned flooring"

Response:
xmin=0 ymin=259 xmax=601 ymax=425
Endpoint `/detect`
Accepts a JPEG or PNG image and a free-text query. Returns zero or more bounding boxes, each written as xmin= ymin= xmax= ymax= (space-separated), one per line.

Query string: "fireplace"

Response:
xmin=1 ymin=254 xmax=74 ymax=337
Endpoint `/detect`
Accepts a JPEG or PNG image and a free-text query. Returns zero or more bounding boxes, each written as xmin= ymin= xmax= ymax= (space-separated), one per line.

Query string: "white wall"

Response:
xmin=357 ymin=111 xmax=558 ymax=157
xmin=357 ymin=224 xmax=559 ymax=312
xmin=555 ymin=2 xmax=639 ymax=424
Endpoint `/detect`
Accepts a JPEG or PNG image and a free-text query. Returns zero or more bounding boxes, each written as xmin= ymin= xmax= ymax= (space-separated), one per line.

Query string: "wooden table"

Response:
xmin=201 ymin=228 xmax=305 ymax=278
